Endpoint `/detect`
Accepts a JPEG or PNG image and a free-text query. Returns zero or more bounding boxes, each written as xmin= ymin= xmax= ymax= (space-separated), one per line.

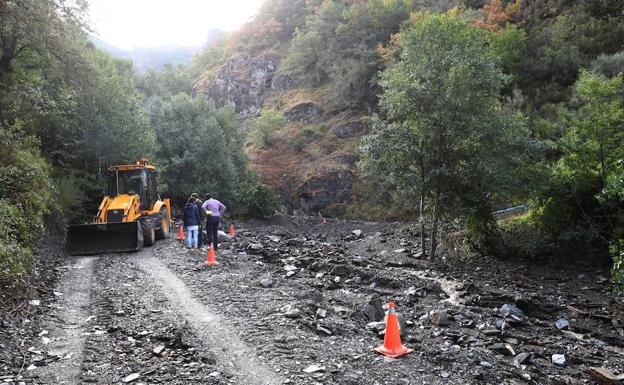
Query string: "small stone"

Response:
xmin=552 ymin=354 xmax=566 ymax=366
xmin=29 ymin=300 xmax=40 ymax=306
xmin=489 ymin=343 xmax=515 ymax=356
xmin=248 ymin=243 xmax=262 ymax=250
xmin=514 ymin=352 xmax=531 ymax=366
xmin=32 ymin=355 xmax=45 ymax=363
xmin=440 ymin=371 xmax=450 ymax=378
xmin=122 ymin=373 xmax=140 ymax=383
xmin=431 ymin=310 xmax=450 ymax=326
xmin=286 ymin=271 xmax=296 ymax=278
xmin=153 ymin=345 xmax=165 ymax=355
xmin=362 ymin=295 xmax=385 ymax=322
xmin=303 ymin=364 xmax=325 ymax=374
xmin=267 ymin=235 xmax=281 ymax=242
xmin=555 ymin=319 xmax=570 ymax=330
xmin=316 ymin=308 xmax=327 ymax=318
xmin=316 ymin=324 xmax=332 ymax=336
xmin=589 ymin=367 xmax=624 ymax=384
xmin=480 ymin=361 xmax=493 ymax=368
xmin=284 ymin=265 xmax=298 ymax=271
xmin=282 ymin=305 xmax=301 ymax=319
xmin=482 ymin=328 xmax=500 ymax=336
xmin=499 ymin=304 xmax=527 ymax=322
xmin=354 ymin=276 xmax=362 ymax=284
xmin=351 ymin=229 xmax=362 ymax=238
xmin=333 ymin=276 xmax=340 ymax=283
xmin=260 ymin=278 xmax=274 ymax=288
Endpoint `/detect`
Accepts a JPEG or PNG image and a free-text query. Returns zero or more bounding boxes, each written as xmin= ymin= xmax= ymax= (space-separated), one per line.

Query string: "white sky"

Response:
xmin=89 ymin=0 xmax=264 ymax=50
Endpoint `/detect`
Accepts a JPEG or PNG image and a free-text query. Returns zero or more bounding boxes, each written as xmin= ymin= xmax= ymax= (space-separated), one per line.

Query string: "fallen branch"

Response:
xmin=564 ymin=304 xmax=613 ymax=322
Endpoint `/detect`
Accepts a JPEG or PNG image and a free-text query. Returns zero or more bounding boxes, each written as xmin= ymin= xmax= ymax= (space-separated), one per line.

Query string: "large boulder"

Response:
xmin=331 ymin=121 xmax=365 ymax=139
xmin=284 ymin=102 xmax=324 ymax=124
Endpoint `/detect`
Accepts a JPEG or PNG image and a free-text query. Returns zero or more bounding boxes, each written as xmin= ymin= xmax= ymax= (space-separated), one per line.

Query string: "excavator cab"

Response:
xmin=66 ymin=160 xmax=171 ymax=255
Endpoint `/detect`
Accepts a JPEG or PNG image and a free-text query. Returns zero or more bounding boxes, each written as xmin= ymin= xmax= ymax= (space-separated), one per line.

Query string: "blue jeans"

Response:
xmin=206 ymin=216 xmax=220 ymax=250
xmin=186 ymin=225 xmax=198 ymax=248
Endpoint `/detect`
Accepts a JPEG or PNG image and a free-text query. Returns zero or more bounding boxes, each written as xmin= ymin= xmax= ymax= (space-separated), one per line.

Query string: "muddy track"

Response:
xmin=29 ymin=257 xmax=95 ymax=385
xmin=4 ymin=216 xmax=623 ymax=385
xmin=136 ymin=254 xmax=283 ymax=385
xmin=20 ymin=248 xmax=282 ymax=385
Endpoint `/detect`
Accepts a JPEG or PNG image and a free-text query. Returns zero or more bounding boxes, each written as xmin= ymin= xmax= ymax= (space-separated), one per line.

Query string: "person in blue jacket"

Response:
xmin=182 ymin=196 xmax=201 ymax=249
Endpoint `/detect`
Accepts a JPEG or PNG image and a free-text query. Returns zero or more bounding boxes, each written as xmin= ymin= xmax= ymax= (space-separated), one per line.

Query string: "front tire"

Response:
xmin=144 ymin=226 xmax=156 ymax=246
xmin=155 ymin=208 xmax=170 ymax=240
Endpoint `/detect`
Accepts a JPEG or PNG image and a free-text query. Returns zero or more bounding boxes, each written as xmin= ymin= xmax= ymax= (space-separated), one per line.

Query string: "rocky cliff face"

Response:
xmin=193 ymin=52 xmax=283 ymax=120
xmin=192 ymin=52 xmax=364 ymax=216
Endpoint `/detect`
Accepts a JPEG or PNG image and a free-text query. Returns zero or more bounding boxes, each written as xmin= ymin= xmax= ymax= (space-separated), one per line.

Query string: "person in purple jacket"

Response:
xmin=201 ymin=193 xmax=226 ymax=251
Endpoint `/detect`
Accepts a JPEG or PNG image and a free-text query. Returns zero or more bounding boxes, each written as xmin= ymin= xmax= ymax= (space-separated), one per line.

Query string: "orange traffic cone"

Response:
xmin=228 ymin=224 xmax=236 ymax=237
xmin=204 ymin=243 xmax=218 ymax=266
xmin=177 ymin=226 xmax=185 ymax=241
xmin=374 ymin=302 xmax=413 ymax=358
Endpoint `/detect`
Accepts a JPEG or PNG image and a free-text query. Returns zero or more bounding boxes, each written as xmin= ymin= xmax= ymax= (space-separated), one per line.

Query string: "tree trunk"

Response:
xmin=419 ymin=188 xmax=426 ymax=258
xmin=418 ymin=140 xmax=427 ymax=258
xmin=430 ymin=189 xmax=439 ymax=258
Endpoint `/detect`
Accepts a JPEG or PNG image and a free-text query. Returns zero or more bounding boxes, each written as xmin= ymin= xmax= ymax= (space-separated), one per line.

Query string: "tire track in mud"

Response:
xmin=78 ymin=251 xmax=228 ymax=384
xmin=30 ymin=257 xmax=95 ymax=385
xmin=136 ymin=253 xmax=284 ymax=385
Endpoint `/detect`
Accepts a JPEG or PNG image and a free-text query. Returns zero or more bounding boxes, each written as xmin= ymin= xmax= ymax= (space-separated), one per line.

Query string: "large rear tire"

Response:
xmin=155 ymin=207 xmax=170 ymax=240
xmin=144 ymin=226 xmax=156 ymax=247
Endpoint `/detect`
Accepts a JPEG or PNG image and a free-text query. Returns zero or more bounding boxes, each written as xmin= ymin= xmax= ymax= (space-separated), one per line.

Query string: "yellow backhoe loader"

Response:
xmin=66 ymin=160 xmax=172 ymax=255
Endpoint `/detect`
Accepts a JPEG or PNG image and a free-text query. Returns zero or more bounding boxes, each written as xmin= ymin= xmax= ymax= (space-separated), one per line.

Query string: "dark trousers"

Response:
xmin=197 ymin=224 xmax=203 ymax=248
xmin=206 ymin=216 xmax=220 ymax=250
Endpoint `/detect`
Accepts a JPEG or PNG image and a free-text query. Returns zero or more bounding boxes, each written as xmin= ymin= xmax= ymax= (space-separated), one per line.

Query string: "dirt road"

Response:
xmin=1 ymin=216 xmax=623 ymax=384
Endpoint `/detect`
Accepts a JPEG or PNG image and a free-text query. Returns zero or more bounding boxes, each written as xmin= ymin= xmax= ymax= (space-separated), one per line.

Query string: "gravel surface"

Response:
xmin=1 ymin=215 xmax=623 ymax=385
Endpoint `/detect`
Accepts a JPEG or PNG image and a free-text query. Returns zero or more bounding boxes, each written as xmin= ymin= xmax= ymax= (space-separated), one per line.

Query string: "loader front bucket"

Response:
xmin=66 ymin=222 xmax=144 ymax=256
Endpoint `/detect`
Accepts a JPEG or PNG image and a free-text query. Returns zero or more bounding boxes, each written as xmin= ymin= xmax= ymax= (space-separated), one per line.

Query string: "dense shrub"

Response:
xmin=0 ymin=125 xmax=56 ymax=290
xmin=236 ymin=179 xmax=280 ymax=219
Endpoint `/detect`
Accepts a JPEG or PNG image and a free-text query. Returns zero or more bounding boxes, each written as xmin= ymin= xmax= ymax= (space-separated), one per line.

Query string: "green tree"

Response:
xmin=149 ymin=93 xmax=238 ymax=202
xmin=360 ymin=14 xmax=528 ymax=257
xmin=560 ymin=71 xmax=624 ymax=188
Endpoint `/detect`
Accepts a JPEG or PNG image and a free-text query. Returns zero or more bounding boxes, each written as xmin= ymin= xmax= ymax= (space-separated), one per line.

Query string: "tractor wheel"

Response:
xmin=155 ymin=207 xmax=170 ymax=240
xmin=144 ymin=226 xmax=156 ymax=247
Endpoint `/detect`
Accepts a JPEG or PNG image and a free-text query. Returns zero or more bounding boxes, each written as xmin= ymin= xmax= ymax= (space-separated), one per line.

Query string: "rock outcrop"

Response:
xmin=193 ymin=52 xmax=284 ymax=119
xmin=284 ymin=102 xmax=325 ymax=124
xmin=298 ymin=170 xmax=355 ymax=216
xmin=331 ymin=121 xmax=366 ymax=139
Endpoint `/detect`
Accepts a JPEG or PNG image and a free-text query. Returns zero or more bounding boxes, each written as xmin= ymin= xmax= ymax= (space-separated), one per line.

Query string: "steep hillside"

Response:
xmin=192 ymin=49 xmax=365 ymax=215
xmin=190 ymin=0 xmax=624 ymax=218
xmin=191 ymin=0 xmax=422 ymax=216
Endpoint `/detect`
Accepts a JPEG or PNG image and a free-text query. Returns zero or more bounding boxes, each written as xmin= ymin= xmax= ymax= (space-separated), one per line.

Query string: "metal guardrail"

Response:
xmin=493 ymin=205 xmax=528 ymax=218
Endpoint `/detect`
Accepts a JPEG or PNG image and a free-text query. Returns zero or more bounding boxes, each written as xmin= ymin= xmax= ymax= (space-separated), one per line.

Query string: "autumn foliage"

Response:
xmin=473 ymin=0 xmax=521 ymax=31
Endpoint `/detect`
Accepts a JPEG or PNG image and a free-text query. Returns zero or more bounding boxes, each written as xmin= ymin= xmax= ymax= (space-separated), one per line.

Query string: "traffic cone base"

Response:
xmin=374 ymin=302 xmax=412 ymax=358
xmin=177 ymin=226 xmax=185 ymax=241
xmin=374 ymin=344 xmax=413 ymax=358
xmin=205 ymin=244 xmax=218 ymax=266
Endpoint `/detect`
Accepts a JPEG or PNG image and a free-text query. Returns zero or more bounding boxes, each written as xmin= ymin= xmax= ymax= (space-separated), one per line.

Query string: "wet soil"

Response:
xmin=1 ymin=216 xmax=622 ymax=385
